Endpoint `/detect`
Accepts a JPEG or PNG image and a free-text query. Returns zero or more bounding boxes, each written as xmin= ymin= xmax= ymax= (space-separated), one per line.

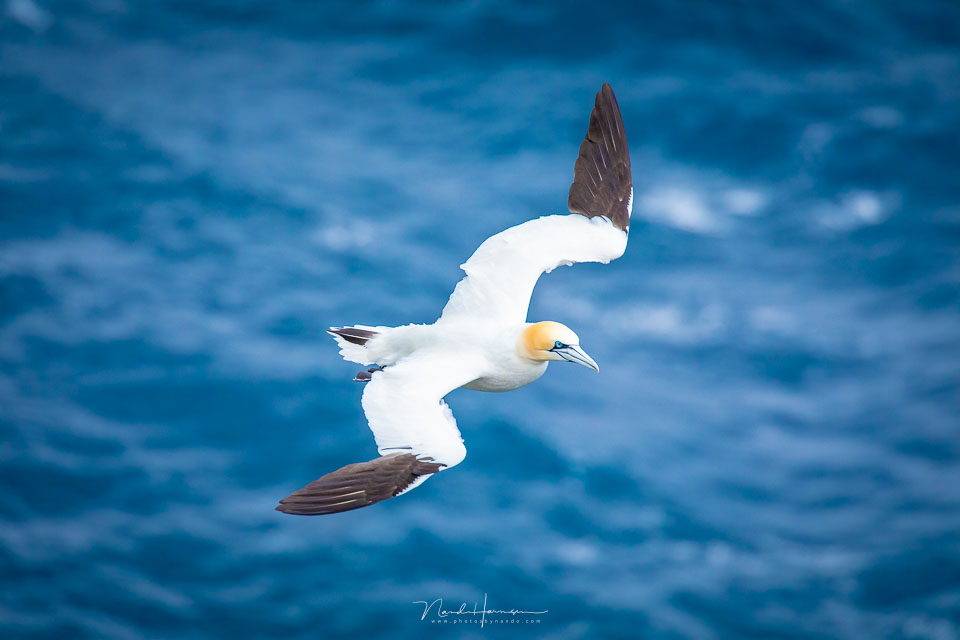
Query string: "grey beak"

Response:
xmin=555 ymin=345 xmax=600 ymax=372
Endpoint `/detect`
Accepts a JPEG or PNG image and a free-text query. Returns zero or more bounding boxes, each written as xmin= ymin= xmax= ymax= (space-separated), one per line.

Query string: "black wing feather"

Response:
xmin=276 ymin=453 xmax=443 ymax=516
xmin=568 ymin=83 xmax=632 ymax=232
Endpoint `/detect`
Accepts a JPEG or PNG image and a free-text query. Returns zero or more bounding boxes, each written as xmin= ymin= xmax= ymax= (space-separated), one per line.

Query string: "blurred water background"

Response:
xmin=2 ymin=1 xmax=960 ymax=638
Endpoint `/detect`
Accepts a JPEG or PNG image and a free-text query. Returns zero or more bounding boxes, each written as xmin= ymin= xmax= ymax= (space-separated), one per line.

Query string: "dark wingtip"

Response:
xmin=568 ymin=82 xmax=632 ymax=232
xmin=274 ymin=453 xmax=442 ymax=516
xmin=328 ymin=326 xmax=379 ymax=346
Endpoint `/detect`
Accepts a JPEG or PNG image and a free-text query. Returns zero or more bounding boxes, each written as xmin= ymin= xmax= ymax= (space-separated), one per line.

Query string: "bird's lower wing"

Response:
xmin=276 ymin=453 xmax=443 ymax=515
xmin=277 ymin=350 xmax=487 ymax=516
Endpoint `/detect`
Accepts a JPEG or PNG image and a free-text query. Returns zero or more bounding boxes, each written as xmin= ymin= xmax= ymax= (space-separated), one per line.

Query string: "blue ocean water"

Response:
xmin=2 ymin=1 xmax=959 ymax=638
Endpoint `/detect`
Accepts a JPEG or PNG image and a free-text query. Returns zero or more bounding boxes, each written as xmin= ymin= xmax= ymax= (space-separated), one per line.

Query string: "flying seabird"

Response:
xmin=277 ymin=83 xmax=632 ymax=515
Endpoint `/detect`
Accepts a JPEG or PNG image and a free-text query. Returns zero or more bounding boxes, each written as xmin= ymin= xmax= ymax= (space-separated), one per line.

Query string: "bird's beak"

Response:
xmin=555 ymin=345 xmax=600 ymax=372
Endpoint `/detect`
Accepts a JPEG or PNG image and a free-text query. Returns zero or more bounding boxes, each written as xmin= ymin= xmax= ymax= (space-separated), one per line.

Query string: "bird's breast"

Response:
xmin=461 ymin=360 xmax=548 ymax=393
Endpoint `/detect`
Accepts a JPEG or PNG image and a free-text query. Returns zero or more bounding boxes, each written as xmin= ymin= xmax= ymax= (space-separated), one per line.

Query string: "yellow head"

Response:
xmin=519 ymin=321 xmax=599 ymax=371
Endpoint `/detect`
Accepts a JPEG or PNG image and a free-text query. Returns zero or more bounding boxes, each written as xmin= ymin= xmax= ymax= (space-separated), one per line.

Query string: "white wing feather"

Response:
xmin=360 ymin=350 xmax=487 ymax=469
xmin=439 ymin=214 xmax=628 ymax=323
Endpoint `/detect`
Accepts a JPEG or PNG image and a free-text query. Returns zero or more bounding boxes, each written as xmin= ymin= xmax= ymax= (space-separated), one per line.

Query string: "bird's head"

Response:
xmin=519 ymin=321 xmax=599 ymax=372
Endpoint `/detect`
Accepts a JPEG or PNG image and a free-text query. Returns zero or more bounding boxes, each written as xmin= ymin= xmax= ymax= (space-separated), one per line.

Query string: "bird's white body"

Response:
xmin=276 ymin=83 xmax=634 ymax=516
xmin=343 ymin=319 xmax=549 ymax=392
xmin=460 ymin=330 xmax=550 ymax=393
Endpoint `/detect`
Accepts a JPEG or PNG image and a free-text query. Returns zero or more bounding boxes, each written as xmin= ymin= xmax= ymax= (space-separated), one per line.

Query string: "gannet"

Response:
xmin=277 ymin=83 xmax=632 ymax=515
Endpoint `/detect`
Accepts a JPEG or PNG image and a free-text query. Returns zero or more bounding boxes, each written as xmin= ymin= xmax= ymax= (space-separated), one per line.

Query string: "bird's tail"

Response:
xmin=327 ymin=325 xmax=380 ymax=365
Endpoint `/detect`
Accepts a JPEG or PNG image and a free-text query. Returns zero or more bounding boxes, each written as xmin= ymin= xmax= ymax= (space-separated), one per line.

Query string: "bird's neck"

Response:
xmin=517 ymin=323 xmax=548 ymax=362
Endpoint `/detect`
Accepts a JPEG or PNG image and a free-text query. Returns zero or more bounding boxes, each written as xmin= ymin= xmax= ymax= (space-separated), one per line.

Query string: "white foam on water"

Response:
xmin=817 ymin=190 xmax=901 ymax=229
xmin=722 ymin=188 xmax=767 ymax=216
xmin=312 ymin=219 xmax=375 ymax=252
xmin=857 ymin=105 xmax=904 ymax=129
xmin=5 ymin=0 xmax=52 ymax=32
xmin=603 ymin=302 xmax=727 ymax=344
xmin=639 ymin=187 xmax=719 ymax=233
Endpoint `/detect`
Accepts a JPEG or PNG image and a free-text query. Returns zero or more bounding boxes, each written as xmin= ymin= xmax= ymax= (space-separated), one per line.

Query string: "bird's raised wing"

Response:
xmin=276 ymin=350 xmax=486 ymax=515
xmin=568 ymin=82 xmax=633 ymax=232
xmin=438 ymin=214 xmax=628 ymax=323
xmin=439 ymin=82 xmax=632 ymax=325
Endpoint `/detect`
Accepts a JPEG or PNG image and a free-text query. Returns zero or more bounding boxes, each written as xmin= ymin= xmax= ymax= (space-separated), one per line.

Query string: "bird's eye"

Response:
xmin=554 ymin=340 xmax=564 ymax=349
